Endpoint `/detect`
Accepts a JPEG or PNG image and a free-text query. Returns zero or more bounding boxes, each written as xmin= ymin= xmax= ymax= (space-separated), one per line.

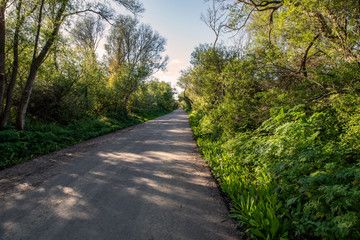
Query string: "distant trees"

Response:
xmin=130 ymin=78 xmax=176 ymax=114
xmin=105 ymin=15 xmax=168 ymax=112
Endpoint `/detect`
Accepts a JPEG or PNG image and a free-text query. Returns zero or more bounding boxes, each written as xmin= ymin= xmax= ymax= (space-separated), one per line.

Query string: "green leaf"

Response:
xmin=250 ymin=228 xmax=266 ymax=238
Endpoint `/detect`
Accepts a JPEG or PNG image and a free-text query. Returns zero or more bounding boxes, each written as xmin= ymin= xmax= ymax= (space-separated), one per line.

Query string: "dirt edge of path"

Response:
xmin=0 ymin=123 xmax=141 ymax=202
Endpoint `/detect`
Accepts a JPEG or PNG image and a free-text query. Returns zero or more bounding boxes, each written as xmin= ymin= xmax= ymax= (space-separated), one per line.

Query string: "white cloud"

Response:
xmin=158 ymin=58 xmax=188 ymax=78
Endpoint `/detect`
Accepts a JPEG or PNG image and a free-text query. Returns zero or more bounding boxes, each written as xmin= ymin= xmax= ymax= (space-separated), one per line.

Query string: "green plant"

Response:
xmin=191 ymin=103 xmax=360 ymax=239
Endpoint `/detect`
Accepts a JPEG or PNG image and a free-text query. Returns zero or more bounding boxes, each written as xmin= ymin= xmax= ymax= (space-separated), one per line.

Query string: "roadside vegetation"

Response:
xmin=0 ymin=80 xmax=176 ymax=169
xmin=0 ymin=0 xmax=177 ymax=168
xmin=179 ymin=0 xmax=360 ymax=239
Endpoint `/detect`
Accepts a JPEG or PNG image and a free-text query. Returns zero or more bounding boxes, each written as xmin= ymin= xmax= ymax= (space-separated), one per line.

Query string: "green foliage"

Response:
xmin=130 ymin=79 xmax=177 ymax=114
xmin=180 ymin=1 xmax=360 ymax=237
xmin=191 ymin=102 xmax=360 ymax=239
xmin=105 ymin=15 xmax=168 ymax=112
xmin=199 ymin=139 xmax=288 ymax=239
xmin=1 ymin=0 xmax=173 ymax=131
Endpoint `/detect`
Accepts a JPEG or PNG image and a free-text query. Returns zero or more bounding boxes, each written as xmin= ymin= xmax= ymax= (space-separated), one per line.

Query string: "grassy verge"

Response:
xmin=0 ymin=110 xmax=172 ymax=169
xmin=189 ymin=104 xmax=360 ymax=240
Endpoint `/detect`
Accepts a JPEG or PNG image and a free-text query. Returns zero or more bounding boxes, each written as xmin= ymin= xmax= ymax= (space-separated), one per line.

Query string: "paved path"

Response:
xmin=0 ymin=110 xmax=240 ymax=240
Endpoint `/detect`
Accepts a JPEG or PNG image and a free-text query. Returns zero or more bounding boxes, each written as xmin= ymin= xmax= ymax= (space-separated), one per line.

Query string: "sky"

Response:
xmin=139 ymin=0 xmax=217 ymax=91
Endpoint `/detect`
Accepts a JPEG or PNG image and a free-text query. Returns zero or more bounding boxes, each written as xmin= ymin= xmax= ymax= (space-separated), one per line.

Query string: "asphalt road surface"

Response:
xmin=0 ymin=109 xmax=240 ymax=240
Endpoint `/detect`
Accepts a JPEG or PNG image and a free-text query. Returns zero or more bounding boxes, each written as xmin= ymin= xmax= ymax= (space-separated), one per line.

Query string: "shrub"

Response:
xmin=192 ymin=102 xmax=360 ymax=239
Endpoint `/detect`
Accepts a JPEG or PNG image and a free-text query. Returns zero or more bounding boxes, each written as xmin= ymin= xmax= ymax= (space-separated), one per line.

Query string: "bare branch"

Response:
xmin=273 ymin=64 xmax=326 ymax=89
xmin=299 ymin=33 xmax=320 ymax=77
xmin=64 ymin=8 xmax=113 ymax=25
xmin=201 ymin=0 xmax=228 ymax=48
xmin=226 ymin=0 xmax=283 ymax=39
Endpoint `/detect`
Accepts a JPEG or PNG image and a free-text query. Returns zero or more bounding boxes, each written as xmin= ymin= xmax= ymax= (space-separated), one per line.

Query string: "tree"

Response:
xmin=0 ymin=0 xmax=144 ymax=130
xmin=222 ymin=0 xmax=360 ymax=84
xmin=15 ymin=0 xmax=70 ymax=130
xmin=0 ymin=0 xmax=8 ymax=125
xmin=70 ymin=15 xmax=105 ymax=112
xmin=130 ymin=79 xmax=176 ymax=113
xmin=189 ymin=44 xmax=238 ymax=109
xmin=177 ymin=68 xmax=193 ymax=111
xmin=106 ymin=15 xmax=168 ymax=112
xmin=71 ymin=15 xmax=104 ymax=52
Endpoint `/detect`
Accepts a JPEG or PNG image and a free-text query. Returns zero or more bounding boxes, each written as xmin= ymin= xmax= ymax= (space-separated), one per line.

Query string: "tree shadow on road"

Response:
xmin=0 ymin=110 xmax=241 ymax=240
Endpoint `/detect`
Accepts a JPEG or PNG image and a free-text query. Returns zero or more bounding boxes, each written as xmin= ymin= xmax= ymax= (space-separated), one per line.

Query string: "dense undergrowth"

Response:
xmin=0 ymin=110 xmax=172 ymax=169
xmin=189 ymin=98 xmax=360 ymax=239
xmin=179 ymin=1 xmax=360 ymax=237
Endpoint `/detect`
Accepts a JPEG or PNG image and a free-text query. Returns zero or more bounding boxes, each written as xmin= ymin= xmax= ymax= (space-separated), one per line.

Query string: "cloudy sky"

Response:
xmin=140 ymin=0 xmax=217 ymax=91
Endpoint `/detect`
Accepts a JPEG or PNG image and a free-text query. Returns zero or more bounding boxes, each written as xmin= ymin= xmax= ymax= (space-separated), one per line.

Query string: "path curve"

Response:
xmin=0 ymin=109 xmax=240 ymax=240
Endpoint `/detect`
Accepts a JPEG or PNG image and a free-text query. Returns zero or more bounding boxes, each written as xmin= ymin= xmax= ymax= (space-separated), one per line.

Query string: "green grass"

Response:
xmin=0 ymin=110 xmax=172 ymax=169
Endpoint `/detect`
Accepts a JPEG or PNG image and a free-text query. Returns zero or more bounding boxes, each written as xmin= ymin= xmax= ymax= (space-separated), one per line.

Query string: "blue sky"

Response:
xmin=140 ymin=0 xmax=216 ymax=90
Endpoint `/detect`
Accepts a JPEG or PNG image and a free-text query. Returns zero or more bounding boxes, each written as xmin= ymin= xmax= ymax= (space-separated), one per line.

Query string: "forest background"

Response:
xmin=0 ymin=0 xmax=177 ymax=168
xmin=178 ymin=0 xmax=360 ymax=239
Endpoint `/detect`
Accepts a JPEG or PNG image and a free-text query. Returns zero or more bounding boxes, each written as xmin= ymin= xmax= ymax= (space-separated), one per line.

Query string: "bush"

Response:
xmin=192 ymin=101 xmax=360 ymax=239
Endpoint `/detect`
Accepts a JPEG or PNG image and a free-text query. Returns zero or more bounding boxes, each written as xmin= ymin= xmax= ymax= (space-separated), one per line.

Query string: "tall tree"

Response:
xmin=106 ymin=15 xmax=168 ymax=112
xmin=70 ymin=15 xmax=105 ymax=112
xmin=1 ymin=0 xmax=44 ymax=128
xmin=0 ymin=0 xmax=7 ymax=120
xmin=16 ymin=0 xmax=69 ymax=130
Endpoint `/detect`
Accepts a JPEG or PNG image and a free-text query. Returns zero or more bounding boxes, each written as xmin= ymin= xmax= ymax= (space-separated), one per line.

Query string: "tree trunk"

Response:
xmin=1 ymin=0 xmax=21 ymax=128
xmin=299 ymin=33 xmax=320 ymax=78
xmin=16 ymin=66 xmax=38 ymax=130
xmin=1 ymin=56 xmax=18 ymax=128
xmin=15 ymin=0 xmax=67 ymax=130
xmin=0 ymin=3 xmax=6 ymax=120
xmin=124 ymin=85 xmax=136 ymax=113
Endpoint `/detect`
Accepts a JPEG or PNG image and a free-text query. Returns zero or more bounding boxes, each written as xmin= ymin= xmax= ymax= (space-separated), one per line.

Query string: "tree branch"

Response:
xmin=299 ymin=33 xmax=320 ymax=77
xmin=64 ymin=9 xmax=114 ymax=26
